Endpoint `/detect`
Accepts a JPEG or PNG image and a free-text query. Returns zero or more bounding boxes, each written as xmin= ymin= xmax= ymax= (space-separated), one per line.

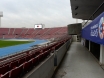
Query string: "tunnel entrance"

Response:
xmin=85 ymin=40 xmax=89 ymax=50
xmin=90 ymin=41 xmax=100 ymax=60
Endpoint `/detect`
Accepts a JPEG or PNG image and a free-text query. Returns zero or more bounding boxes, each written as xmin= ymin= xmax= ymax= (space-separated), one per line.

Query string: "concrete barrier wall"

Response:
xmin=66 ymin=39 xmax=71 ymax=50
xmin=24 ymin=54 xmax=54 ymax=78
xmin=24 ymin=39 xmax=71 ymax=78
xmin=55 ymin=40 xmax=70 ymax=66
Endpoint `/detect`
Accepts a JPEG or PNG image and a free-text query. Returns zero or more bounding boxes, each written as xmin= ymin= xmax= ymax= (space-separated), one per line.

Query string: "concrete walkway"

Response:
xmin=54 ymin=42 xmax=104 ymax=78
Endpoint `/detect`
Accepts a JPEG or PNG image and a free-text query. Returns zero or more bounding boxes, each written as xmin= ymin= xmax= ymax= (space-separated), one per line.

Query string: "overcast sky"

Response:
xmin=0 ymin=0 xmax=82 ymax=28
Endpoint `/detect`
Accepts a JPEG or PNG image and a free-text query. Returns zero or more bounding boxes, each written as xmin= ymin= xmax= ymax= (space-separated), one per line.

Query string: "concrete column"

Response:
xmin=81 ymin=38 xmax=84 ymax=46
xmin=89 ymin=41 xmax=90 ymax=51
xmin=100 ymin=45 xmax=104 ymax=65
xmin=72 ymin=35 xmax=77 ymax=42
xmin=83 ymin=39 xmax=85 ymax=46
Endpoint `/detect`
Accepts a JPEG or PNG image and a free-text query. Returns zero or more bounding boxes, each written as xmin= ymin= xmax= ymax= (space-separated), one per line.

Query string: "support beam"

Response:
xmin=100 ymin=45 xmax=104 ymax=65
xmin=89 ymin=41 xmax=91 ymax=51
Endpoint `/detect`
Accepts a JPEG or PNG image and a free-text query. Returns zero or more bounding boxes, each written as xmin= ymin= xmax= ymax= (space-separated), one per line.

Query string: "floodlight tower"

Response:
xmin=0 ymin=11 xmax=3 ymax=27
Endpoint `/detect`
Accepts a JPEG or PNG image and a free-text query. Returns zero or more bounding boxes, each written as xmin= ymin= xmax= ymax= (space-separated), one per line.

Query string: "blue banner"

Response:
xmin=82 ymin=12 xmax=104 ymax=45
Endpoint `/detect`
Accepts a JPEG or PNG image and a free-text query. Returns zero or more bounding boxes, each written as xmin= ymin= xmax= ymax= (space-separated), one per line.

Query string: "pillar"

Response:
xmin=89 ymin=41 xmax=90 ymax=51
xmin=100 ymin=45 xmax=104 ymax=65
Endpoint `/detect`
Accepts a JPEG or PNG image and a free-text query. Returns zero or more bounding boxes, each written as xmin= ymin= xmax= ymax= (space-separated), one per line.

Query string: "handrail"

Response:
xmin=83 ymin=1 xmax=104 ymax=27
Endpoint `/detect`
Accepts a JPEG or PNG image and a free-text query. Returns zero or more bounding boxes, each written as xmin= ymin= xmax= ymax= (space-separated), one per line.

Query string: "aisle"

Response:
xmin=54 ymin=42 xmax=104 ymax=78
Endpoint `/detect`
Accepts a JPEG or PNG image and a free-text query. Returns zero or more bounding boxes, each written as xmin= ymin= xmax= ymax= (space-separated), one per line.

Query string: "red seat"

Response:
xmin=0 ymin=64 xmax=9 ymax=74
xmin=35 ymin=51 xmax=40 ymax=56
xmin=44 ymin=51 xmax=48 ymax=58
xmin=38 ymin=53 xmax=43 ymax=62
xmin=32 ymin=58 xmax=37 ymax=66
xmin=23 ymin=59 xmax=32 ymax=72
xmin=42 ymin=52 xmax=45 ymax=59
xmin=34 ymin=56 xmax=39 ymax=65
xmin=25 ymin=55 xmax=31 ymax=61
xmin=30 ymin=53 xmax=36 ymax=58
xmin=18 ymin=58 xmax=26 ymax=65
xmin=0 ymin=72 xmax=9 ymax=78
xmin=10 ymin=61 xmax=19 ymax=69
xmin=9 ymin=64 xmax=23 ymax=78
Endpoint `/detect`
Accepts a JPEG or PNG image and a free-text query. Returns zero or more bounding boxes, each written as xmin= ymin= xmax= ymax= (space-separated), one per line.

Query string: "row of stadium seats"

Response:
xmin=0 ymin=36 xmax=71 ymax=78
xmin=0 ymin=27 xmax=67 ymax=39
xmin=0 ymin=50 xmax=51 ymax=78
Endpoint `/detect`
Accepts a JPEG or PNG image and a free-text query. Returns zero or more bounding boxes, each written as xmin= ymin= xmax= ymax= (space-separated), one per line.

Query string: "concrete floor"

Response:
xmin=53 ymin=42 xmax=104 ymax=78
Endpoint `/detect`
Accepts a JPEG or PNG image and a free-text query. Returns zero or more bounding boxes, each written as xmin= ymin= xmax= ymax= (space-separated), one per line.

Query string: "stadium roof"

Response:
xmin=70 ymin=0 xmax=104 ymax=20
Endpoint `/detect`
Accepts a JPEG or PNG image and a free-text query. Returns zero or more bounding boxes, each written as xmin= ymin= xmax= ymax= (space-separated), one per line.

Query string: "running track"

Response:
xmin=0 ymin=40 xmax=47 ymax=57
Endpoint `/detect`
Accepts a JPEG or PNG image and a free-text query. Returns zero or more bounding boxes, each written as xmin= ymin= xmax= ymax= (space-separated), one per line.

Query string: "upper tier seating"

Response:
xmin=0 ymin=27 xmax=68 ymax=39
xmin=0 ymin=28 xmax=9 ymax=35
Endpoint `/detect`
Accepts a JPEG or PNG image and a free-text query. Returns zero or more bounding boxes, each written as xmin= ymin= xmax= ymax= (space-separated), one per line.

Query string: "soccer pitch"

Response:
xmin=0 ymin=40 xmax=33 ymax=48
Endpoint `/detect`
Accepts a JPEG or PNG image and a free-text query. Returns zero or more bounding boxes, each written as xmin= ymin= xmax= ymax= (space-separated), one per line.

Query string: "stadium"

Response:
xmin=0 ymin=10 xmax=71 ymax=78
xmin=1 ymin=0 xmax=104 ymax=78
xmin=0 ymin=20 xmax=72 ymax=77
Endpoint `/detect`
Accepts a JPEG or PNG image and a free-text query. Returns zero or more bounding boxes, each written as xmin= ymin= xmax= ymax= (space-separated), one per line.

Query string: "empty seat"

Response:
xmin=43 ymin=51 xmax=48 ymax=58
xmin=0 ymin=72 xmax=9 ymax=78
xmin=55 ymin=44 xmax=60 ymax=50
xmin=35 ymin=51 xmax=40 ymax=56
xmin=30 ymin=53 xmax=36 ymax=58
xmin=34 ymin=56 xmax=39 ymax=66
xmin=10 ymin=61 xmax=19 ymax=69
xmin=38 ymin=53 xmax=43 ymax=62
xmin=47 ymin=50 xmax=50 ymax=56
xmin=23 ymin=59 xmax=32 ymax=72
xmin=18 ymin=58 xmax=26 ymax=65
xmin=38 ymin=53 xmax=45 ymax=62
xmin=0 ymin=64 xmax=10 ymax=75
xmin=9 ymin=64 xmax=23 ymax=78
xmin=32 ymin=58 xmax=37 ymax=66
xmin=25 ymin=55 xmax=31 ymax=61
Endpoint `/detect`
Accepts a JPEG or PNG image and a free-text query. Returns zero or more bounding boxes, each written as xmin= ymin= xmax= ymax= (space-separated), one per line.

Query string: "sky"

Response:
xmin=0 ymin=0 xmax=82 ymax=28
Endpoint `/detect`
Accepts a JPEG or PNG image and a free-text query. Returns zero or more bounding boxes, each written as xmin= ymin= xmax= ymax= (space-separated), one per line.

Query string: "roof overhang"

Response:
xmin=70 ymin=0 xmax=104 ymax=20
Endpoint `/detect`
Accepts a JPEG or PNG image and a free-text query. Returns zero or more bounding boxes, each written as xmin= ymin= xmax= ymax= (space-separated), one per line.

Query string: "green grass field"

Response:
xmin=0 ymin=40 xmax=33 ymax=48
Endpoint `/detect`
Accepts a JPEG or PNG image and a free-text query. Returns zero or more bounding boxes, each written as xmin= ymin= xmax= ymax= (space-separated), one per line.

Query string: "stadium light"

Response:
xmin=0 ymin=11 xmax=3 ymax=27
